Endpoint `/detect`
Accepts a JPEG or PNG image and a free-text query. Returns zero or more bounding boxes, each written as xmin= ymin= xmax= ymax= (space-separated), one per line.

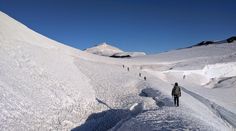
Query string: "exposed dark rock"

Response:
xmin=110 ymin=55 xmax=131 ymax=58
xmin=226 ymin=36 xmax=236 ymax=43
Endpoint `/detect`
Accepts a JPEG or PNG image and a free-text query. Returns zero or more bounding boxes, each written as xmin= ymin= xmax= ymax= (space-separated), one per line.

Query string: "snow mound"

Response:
xmin=203 ymin=62 xmax=236 ymax=78
xmin=84 ymin=42 xmax=123 ymax=56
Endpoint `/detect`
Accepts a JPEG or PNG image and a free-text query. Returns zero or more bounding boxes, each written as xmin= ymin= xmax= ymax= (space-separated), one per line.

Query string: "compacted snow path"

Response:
xmin=111 ymin=79 xmax=220 ymax=131
xmin=72 ymin=59 xmax=229 ymax=131
xmin=138 ymin=71 xmax=233 ymax=130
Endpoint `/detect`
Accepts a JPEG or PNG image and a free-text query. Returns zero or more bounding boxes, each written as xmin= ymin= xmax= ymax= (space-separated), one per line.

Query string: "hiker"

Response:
xmin=139 ymin=73 xmax=141 ymax=77
xmin=127 ymin=67 xmax=130 ymax=71
xmin=144 ymin=76 xmax=146 ymax=81
xmin=183 ymin=75 xmax=186 ymax=79
xmin=171 ymin=82 xmax=181 ymax=107
xmin=122 ymin=65 xmax=125 ymax=68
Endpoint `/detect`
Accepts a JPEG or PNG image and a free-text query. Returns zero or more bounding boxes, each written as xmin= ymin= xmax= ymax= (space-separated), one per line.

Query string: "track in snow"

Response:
xmin=112 ymin=86 xmax=217 ymax=131
xmin=72 ymin=60 xmax=228 ymax=130
xmin=181 ymin=86 xmax=236 ymax=128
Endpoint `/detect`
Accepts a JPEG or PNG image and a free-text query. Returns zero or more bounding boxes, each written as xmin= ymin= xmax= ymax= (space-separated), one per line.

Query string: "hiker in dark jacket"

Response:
xmin=172 ymin=82 xmax=181 ymax=107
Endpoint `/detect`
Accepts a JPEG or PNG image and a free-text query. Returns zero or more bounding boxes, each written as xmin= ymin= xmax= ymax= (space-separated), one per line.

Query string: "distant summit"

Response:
xmin=187 ymin=36 xmax=236 ymax=48
xmin=85 ymin=42 xmax=146 ymax=58
xmin=84 ymin=42 xmax=123 ymax=57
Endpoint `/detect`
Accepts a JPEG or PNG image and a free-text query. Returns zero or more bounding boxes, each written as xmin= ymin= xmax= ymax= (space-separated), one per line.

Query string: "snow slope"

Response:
xmin=0 ymin=11 xmax=235 ymax=131
xmin=0 ymin=11 xmax=100 ymax=130
xmin=131 ymin=42 xmax=236 ymax=116
xmin=132 ymin=42 xmax=236 ymax=65
xmin=0 ymin=11 xmax=151 ymax=130
xmin=125 ymin=40 xmax=236 ymax=130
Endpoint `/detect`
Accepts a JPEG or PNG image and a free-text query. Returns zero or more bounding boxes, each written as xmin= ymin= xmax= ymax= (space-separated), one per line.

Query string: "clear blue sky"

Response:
xmin=0 ymin=0 xmax=236 ymax=54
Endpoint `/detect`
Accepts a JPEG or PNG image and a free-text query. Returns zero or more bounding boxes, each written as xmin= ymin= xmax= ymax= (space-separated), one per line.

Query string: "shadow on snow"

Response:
xmin=71 ymin=98 xmax=133 ymax=131
xmin=71 ymin=108 xmax=131 ymax=131
xmin=139 ymin=88 xmax=174 ymax=107
xmin=72 ymin=87 xmax=176 ymax=131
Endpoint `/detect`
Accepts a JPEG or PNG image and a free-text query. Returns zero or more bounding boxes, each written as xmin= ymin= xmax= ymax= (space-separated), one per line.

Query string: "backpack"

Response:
xmin=172 ymin=86 xmax=181 ymax=97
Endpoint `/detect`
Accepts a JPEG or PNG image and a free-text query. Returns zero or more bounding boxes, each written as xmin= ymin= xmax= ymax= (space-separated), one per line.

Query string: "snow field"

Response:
xmin=1 ymin=11 xmax=236 ymax=130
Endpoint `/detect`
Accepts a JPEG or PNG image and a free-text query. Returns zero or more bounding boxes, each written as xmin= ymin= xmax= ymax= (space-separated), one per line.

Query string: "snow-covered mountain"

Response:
xmin=182 ymin=36 xmax=236 ymax=49
xmin=85 ymin=42 xmax=123 ymax=56
xmin=85 ymin=43 xmax=146 ymax=57
xmin=0 ymin=11 xmax=236 ymax=131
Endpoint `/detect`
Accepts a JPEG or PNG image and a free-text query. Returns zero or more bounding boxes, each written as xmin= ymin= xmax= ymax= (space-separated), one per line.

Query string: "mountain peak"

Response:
xmin=85 ymin=42 xmax=146 ymax=58
xmin=85 ymin=42 xmax=123 ymax=56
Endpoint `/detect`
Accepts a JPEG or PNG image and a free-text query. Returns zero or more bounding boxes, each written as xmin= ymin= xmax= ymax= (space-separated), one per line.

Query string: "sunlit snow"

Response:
xmin=0 ymin=11 xmax=235 ymax=131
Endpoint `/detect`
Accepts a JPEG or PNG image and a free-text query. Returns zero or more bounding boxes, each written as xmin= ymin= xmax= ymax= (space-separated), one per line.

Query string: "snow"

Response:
xmin=0 ymin=11 xmax=96 ymax=130
xmin=85 ymin=42 xmax=146 ymax=57
xmin=203 ymin=62 xmax=236 ymax=78
xmin=114 ymin=107 xmax=215 ymax=131
xmin=85 ymin=42 xmax=123 ymax=56
xmin=129 ymin=102 xmax=144 ymax=115
xmin=0 ymin=11 xmax=236 ymax=131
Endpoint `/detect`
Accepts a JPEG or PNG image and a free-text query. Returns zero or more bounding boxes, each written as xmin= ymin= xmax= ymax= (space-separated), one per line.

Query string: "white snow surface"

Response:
xmin=0 ymin=11 xmax=236 ymax=131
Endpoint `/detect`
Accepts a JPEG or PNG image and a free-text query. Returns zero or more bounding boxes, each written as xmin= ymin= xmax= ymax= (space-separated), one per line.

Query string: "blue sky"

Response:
xmin=0 ymin=0 xmax=236 ymax=54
